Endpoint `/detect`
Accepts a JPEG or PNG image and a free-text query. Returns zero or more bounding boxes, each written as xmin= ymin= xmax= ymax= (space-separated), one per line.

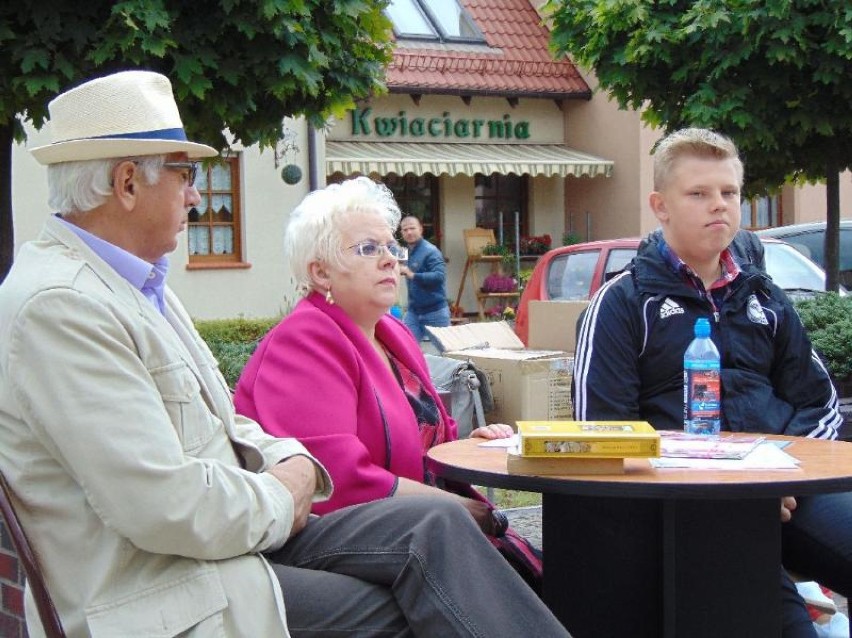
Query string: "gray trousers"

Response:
xmin=266 ymin=496 xmax=570 ymax=637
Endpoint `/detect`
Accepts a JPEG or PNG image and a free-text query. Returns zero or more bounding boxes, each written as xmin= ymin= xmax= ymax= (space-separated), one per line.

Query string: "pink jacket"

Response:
xmin=234 ymin=292 xmax=458 ymax=515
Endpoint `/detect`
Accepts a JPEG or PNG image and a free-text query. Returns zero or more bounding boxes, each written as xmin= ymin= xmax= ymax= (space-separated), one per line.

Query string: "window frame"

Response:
xmin=384 ymin=174 xmax=442 ymax=249
xmin=474 ymin=173 xmax=529 ymax=247
xmin=740 ymin=194 xmax=782 ymax=230
xmin=186 ymin=154 xmax=246 ymax=268
xmin=385 ymin=0 xmax=485 ymax=44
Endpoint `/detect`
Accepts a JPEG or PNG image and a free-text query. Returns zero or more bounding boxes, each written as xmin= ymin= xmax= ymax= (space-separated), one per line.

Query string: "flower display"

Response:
xmin=481 ymin=273 xmax=518 ymax=293
xmin=484 ymin=303 xmax=517 ymax=321
xmin=519 ymin=234 xmax=552 ymax=255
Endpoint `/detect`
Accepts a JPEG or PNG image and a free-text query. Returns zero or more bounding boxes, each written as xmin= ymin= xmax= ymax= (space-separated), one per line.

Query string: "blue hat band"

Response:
xmin=87 ymin=127 xmax=189 ymax=142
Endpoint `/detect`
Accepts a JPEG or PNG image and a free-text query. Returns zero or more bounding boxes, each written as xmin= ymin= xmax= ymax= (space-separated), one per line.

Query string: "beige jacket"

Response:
xmin=0 ymin=217 xmax=331 ymax=637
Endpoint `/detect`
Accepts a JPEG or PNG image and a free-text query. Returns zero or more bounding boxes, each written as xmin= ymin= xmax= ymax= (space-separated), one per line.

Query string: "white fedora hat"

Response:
xmin=29 ymin=70 xmax=218 ymax=165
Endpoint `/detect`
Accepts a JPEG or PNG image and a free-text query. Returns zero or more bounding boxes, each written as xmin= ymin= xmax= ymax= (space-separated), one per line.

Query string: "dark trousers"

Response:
xmin=781 ymin=490 xmax=852 ymax=637
xmin=266 ymin=496 xmax=570 ymax=637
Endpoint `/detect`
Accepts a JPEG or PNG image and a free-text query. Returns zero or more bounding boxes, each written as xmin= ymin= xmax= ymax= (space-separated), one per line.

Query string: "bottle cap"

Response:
xmin=694 ymin=317 xmax=711 ymax=338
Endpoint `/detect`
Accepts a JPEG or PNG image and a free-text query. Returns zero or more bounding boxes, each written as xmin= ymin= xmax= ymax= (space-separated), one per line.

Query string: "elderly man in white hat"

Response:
xmin=0 ymin=71 xmax=570 ymax=638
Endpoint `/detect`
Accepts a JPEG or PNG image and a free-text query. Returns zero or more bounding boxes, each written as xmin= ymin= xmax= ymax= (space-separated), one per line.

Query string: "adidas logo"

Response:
xmin=659 ymin=298 xmax=684 ymax=319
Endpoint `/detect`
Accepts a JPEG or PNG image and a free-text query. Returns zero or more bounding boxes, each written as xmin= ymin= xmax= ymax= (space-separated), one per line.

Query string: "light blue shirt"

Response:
xmin=56 ymin=214 xmax=169 ymax=315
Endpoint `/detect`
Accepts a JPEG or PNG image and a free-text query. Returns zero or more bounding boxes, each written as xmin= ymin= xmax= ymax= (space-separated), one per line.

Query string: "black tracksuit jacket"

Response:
xmin=573 ymin=234 xmax=841 ymax=439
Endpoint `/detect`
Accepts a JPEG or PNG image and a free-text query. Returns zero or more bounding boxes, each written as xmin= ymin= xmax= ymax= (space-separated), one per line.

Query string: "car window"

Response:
xmin=546 ymin=250 xmax=600 ymax=300
xmin=776 ymin=227 xmax=852 ymax=287
xmin=763 ymin=242 xmax=827 ymax=292
xmin=840 ymin=229 xmax=852 ymax=288
xmin=841 ymin=228 xmax=852 ymax=271
xmin=784 ymin=232 xmax=824 ymax=266
xmin=763 ymin=227 xmax=851 ymax=269
xmin=604 ymin=248 xmax=638 ymax=281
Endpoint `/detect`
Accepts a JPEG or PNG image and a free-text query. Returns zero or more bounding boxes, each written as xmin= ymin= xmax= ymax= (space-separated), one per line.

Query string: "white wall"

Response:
xmin=785 ymin=175 xmax=852 ymax=224
xmin=561 ymin=81 xmax=654 ymax=242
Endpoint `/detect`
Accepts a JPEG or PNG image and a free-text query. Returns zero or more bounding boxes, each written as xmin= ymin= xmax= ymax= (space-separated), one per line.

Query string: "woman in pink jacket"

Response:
xmin=235 ymin=177 xmax=541 ymax=588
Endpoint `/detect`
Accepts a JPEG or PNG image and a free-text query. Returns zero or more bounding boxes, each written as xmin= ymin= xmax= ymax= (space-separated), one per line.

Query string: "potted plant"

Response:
xmin=480 ymin=243 xmax=516 ymax=273
xmin=519 ymin=234 xmax=552 ymax=255
xmin=481 ymin=272 xmax=518 ymax=294
xmin=562 ymin=231 xmax=582 ymax=246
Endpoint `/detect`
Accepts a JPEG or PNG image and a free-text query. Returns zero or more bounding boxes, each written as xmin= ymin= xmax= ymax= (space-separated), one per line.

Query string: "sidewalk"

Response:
xmin=503 ymin=505 xmax=849 ymax=622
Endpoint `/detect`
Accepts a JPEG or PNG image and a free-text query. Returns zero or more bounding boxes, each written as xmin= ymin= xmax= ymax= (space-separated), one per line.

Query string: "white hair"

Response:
xmin=47 ymin=156 xmax=166 ymax=214
xmin=285 ymin=176 xmax=402 ymax=297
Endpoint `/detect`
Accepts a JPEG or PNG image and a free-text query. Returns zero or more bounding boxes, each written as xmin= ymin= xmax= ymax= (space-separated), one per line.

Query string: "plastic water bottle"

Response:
xmin=684 ymin=317 xmax=721 ymax=435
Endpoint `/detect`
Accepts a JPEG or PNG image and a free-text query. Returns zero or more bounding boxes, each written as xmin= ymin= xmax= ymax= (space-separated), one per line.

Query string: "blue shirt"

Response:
xmin=56 ymin=215 xmax=169 ymax=315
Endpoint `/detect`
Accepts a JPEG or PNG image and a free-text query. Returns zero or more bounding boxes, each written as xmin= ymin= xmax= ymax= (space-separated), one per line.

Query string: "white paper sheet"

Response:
xmin=649 ymin=441 xmax=800 ymax=470
xmin=477 ymin=434 xmax=519 ymax=448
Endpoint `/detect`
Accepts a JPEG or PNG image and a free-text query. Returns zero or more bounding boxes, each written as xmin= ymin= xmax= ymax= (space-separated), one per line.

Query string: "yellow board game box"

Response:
xmin=516 ymin=420 xmax=660 ymax=458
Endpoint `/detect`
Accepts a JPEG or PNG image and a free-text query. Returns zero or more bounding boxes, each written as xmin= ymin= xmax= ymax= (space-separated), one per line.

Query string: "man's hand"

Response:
xmin=267 ymin=455 xmax=317 ymax=538
xmin=455 ymin=495 xmax=499 ymax=535
xmin=399 ymin=265 xmax=414 ymax=279
xmin=781 ymin=496 xmax=797 ymax=522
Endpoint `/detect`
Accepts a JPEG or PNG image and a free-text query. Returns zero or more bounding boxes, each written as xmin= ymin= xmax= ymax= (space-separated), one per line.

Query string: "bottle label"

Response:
xmin=684 ymin=368 xmax=721 ymax=434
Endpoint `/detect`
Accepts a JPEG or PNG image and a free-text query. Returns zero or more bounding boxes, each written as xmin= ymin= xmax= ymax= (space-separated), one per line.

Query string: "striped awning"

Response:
xmin=325 ymin=141 xmax=613 ymax=178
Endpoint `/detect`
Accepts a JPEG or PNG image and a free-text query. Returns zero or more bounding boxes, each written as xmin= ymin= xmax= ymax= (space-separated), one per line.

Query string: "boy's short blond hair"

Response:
xmin=653 ymin=128 xmax=743 ymax=190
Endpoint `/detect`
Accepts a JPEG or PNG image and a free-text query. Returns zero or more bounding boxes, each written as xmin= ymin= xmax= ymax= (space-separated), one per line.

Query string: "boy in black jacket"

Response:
xmin=574 ymin=128 xmax=846 ymax=637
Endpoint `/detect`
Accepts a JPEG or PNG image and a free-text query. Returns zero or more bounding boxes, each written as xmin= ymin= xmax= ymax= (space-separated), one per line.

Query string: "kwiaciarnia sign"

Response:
xmin=351 ymin=108 xmax=531 ymax=141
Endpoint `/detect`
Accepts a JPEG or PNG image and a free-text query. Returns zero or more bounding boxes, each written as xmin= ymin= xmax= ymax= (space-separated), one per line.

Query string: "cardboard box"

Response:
xmin=527 ymin=300 xmax=590 ymax=354
xmin=428 ymin=322 xmax=574 ymax=427
xmin=427 ymin=320 xmax=525 ymax=352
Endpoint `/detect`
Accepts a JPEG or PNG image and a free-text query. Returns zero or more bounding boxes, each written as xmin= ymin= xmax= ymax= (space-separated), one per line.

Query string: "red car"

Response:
xmin=515 ymin=238 xmax=639 ymax=344
xmin=515 ymin=236 xmax=839 ymax=345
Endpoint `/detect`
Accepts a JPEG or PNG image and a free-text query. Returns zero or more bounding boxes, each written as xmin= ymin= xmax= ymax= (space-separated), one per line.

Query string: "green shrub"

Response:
xmin=795 ymin=293 xmax=852 ymax=382
xmin=195 ymin=317 xmax=280 ymax=388
xmin=562 ymin=231 xmax=582 ymax=246
xmin=195 ymin=317 xmax=280 ymax=344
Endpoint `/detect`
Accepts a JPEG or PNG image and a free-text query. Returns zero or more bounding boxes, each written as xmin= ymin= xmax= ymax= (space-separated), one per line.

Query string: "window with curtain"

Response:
xmin=475 ymin=173 xmax=528 ymax=246
xmin=187 ymin=154 xmax=243 ymax=265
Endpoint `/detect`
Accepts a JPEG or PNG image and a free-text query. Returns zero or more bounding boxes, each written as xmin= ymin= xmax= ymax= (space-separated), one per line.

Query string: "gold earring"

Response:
xmin=325 ymin=288 xmax=334 ymax=305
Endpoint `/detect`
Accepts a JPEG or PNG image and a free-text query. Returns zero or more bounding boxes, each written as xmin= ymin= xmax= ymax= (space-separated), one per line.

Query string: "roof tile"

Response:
xmin=386 ymin=0 xmax=589 ymax=98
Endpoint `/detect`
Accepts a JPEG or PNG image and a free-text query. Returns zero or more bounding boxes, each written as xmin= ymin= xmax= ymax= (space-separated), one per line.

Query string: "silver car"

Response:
xmin=757 ymin=220 xmax=852 ymax=289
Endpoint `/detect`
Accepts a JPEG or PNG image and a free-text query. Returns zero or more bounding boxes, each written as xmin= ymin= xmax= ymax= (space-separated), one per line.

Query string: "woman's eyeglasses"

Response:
xmin=162 ymin=161 xmax=199 ymax=187
xmin=348 ymin=240 xmax=408 ymax=261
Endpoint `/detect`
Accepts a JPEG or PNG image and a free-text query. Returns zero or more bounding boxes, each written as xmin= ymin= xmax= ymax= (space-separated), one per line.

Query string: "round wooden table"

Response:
xmin=427 ymin=434 xmax=852 ymax=638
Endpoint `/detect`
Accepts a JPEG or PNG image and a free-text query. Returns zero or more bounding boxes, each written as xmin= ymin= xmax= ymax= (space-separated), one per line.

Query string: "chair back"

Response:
xmin=0 ymin=470 xmax=66 ymax=637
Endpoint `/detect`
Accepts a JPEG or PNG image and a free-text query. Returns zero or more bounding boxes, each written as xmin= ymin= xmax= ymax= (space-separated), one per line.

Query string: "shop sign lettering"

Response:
xmin=350 ymin=108 xmax=530 ymax=140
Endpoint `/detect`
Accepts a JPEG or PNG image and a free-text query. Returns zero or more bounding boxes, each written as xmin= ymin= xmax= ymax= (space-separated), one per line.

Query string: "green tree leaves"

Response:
xmin=545 ymin=0 xmax=852 ymax=290
xmin=545 ymin=0 xmax=852 ymax=191
xmin=0 ymin=0 xmax=393 ymax=280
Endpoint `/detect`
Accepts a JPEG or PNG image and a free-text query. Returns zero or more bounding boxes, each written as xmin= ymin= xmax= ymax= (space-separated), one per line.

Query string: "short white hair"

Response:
xmin=285 ymin=176 xmax=401 ymax=297
xmin=47 ymin=156 xmax=165 ymax=214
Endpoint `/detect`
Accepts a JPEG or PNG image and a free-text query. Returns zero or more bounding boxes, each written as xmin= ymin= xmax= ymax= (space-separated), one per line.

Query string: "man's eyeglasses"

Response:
xmin=162 ymin=161 xmax=199 ymax=187
xmin=347 ymin=240 xmax=408 ymax=261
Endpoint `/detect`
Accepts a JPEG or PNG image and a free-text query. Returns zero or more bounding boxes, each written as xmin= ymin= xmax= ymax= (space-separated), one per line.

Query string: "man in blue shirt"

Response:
xmin=399 ymin=215 xmax=451 ymax=341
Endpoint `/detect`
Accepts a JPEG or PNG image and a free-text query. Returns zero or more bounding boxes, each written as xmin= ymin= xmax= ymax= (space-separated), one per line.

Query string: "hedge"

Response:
xmin=195 ymin=317 xmax=279 ymax=388
xmin=795 ymin=293 xmax=852 ymax=384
